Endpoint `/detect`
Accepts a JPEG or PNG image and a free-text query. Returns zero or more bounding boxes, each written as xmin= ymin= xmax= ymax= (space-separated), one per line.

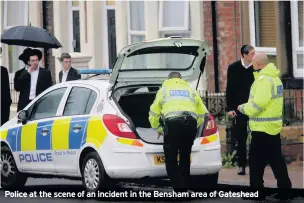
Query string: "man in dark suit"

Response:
xmin=225 ymin=45 xmax=255 ymax=175
xmin=1 ymin=47 xmax=12 ymax=125
xmin=14 ymin=49 xmax=53 ymax=112
xmin=59 ymin=53 xmax=81 ymax=83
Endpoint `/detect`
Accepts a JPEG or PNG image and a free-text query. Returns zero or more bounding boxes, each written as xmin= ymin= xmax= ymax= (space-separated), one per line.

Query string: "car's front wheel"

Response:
xmin=1 ymin=146 xmax=28 ymax=188
xmin=81 ymin=151 xmax=106 ymax=192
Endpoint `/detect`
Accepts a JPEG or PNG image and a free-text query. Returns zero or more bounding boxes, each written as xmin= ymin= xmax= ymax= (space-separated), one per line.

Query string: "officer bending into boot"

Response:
xmin=148 ymin=72 xmax=208 ymax=192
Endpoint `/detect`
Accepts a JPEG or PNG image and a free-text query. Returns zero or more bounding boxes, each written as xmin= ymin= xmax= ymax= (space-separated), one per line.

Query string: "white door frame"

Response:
xmin=103 ymin=2 xmax=115 ymax=69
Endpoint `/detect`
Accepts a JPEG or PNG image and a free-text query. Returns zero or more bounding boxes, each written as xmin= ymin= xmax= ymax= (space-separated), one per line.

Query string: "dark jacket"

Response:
xmin=14 ymin=67 xmax=53 ymax=112
xmin=226 ymin=60 xmax=255 ymax=112
xmin=1 ymin=66 xmax=12 ymax=125
xmin=59 ymin=67 xmax=81 ymax=83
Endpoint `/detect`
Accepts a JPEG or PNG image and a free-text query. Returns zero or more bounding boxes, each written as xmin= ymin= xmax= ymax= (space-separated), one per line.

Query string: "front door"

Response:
xmin=107 ymin=9 xmax=117 ymax=69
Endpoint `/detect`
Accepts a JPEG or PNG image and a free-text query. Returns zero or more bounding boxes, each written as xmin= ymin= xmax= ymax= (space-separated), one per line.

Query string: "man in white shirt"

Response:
xmin=59 ymin=53 xmax=81 ymax=83
xmin=14 ymin=49 xmax=53 ymax=111
xmin=225 ymin=45 xmax=256 ymax=175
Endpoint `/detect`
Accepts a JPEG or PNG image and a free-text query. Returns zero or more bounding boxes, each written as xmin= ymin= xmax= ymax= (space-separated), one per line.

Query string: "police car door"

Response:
xmin=16 ymin=87 xmax=68 ymax=173
xmin=52 ymin=85 xmax=98 ymax=175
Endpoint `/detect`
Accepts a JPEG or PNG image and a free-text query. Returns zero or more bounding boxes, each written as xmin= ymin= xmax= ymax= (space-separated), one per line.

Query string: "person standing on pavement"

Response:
xmin=0 ymin=47 xmax=12 ymax=125
xmin=148 ymin=72 xmax=208 ymax=192
xmin=238 ymin=53 xmax=292 ymax=199
xmin=14 ymin=49 xmax=53 ymax=112
xmin=225 ymin=45 xmax=255 ymax=175
xmin=58 ymin=53 xmax=81 ymax=83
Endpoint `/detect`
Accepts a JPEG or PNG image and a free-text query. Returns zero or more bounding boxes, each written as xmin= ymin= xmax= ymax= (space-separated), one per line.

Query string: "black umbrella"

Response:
xmin=1 ymin=25 xmax=62 ymax=49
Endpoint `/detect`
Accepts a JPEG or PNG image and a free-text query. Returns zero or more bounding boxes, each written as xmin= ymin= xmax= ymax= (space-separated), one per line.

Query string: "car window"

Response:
xmin=29 ymin=88 xmax=67 ymax=121
xmin=85 ymin=91 xmax=97 ymax=114
xmin=63 ymin=87 xmax=96 ymax=116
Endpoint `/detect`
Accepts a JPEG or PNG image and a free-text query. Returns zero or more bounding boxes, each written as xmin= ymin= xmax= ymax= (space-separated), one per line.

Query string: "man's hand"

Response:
xmin=157 ymin=131 xmax=163 ymax=136
xmin=27 ymin=66 xmax=34 ymax=73
xmin=237 ymin=105 xmax=243 ymax=113
xmin=227 ymin=110 xmax=237 ymax=117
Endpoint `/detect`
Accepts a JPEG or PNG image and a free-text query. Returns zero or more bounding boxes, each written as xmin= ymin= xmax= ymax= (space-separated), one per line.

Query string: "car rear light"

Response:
xmin=102 ymin=114 xmax=137 ymax=139
xmin=202 ymin=114 xmax=217 ymax=137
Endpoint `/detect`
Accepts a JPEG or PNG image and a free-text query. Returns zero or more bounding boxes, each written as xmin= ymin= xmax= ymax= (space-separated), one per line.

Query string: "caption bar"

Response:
xmin=5 ymin=190 xmax=259 ymax=198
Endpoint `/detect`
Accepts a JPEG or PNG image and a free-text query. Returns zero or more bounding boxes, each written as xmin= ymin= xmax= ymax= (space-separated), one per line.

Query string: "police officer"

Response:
xmin=238 ymin=53 xmax=292 ymax=200
xmin=149 ymin=72 xmax=208 ymax=192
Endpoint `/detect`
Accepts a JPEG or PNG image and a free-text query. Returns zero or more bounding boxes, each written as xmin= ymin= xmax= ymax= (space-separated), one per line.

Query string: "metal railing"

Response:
xmin=9 ymin=78 xmax=303 ymax=126
xmin=199 ymin=90 xmax=303 ymax=126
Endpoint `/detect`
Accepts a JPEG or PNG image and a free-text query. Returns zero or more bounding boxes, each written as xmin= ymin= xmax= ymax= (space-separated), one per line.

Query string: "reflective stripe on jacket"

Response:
xmin=239 ymin=63 xmax=283 ymax=135
xmin=148 ymin=78 xmax=208 ymax=132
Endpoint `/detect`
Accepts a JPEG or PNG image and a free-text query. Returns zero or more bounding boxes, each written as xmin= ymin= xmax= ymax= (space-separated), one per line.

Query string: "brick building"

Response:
xmin=203 ymin=1 xmax=303 ymax=92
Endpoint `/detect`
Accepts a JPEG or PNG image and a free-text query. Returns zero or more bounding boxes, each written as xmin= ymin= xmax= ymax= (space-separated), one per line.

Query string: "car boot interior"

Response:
xmin=114 ymin=86 xmax=163 ymax=143
xmin=118 ymin=93 xmax=156 ymax=128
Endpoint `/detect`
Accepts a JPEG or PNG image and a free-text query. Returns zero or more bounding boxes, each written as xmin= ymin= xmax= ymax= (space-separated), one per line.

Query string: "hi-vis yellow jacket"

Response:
xmin=239 ymin=63 xmax=284 ymax=135
xmin=149 ymin=78 xmax=208 ymax=133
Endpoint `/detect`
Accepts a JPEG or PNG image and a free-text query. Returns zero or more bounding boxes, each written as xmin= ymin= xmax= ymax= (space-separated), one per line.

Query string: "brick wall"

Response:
xmin=203 ymin=1 xmax=243 ymax=92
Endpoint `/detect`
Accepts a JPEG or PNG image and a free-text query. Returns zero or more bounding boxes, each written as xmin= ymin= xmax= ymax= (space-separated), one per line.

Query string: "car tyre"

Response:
xmin=81 ymin=151 xmax=107 ymax=192
xmin=190 ymin=172 xmax=219 ymax=191
xmin=1 ymin=146 xmax=28 ymax=189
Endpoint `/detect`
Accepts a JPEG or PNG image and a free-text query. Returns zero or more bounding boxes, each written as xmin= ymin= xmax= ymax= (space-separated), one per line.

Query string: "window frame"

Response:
xmin=27 ymin=87 xmax=69 ymax=122
xmin=3 ymin=0 xmax=29 ymax=74
xmin=58 ymin=84 xmax=100 ymax=117
xmin=158 ymin=0 xmax=190 ymax=31
xmin=3 ymin=0 xmax=29 ymax=29
xmin=290 ymin=1 xmax=304 ymax=78
xmin=248 ymin=1 xmax=276 ymax=55
xmin=127 ymin=1 xmax=145 ymax=44
xmin=161 ymin=31 xmax=191 ymax=38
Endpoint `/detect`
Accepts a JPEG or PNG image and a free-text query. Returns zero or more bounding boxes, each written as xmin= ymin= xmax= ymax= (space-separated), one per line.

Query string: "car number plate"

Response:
xmin=153 ymin=155 xmax=192 ymax=165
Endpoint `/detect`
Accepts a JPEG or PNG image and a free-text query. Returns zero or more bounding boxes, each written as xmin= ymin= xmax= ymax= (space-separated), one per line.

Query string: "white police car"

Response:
xmin=0 ymin=38 xmax=222 ymax=192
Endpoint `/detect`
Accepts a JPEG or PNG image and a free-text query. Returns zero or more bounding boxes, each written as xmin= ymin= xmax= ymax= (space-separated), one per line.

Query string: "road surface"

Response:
xmin=1 ymin=178 xmax=303 ymax=202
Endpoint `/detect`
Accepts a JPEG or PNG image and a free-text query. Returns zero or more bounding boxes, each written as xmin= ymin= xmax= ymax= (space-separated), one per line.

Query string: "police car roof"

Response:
xmin=55 ymin=79 xmax=110 ymax=90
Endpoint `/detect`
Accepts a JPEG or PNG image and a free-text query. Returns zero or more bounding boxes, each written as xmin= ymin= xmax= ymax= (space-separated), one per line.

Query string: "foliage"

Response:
xmin=222 ymin=150 xmax=237 ymax=168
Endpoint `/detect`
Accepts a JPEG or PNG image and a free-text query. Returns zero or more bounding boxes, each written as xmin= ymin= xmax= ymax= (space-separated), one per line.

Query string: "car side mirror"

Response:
xmin=18 ymin=110 xmax=29 ymax=125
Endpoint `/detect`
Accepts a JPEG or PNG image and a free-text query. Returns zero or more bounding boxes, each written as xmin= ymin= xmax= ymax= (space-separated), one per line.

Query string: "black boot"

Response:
xmin=238 ymin=166 xmax=246 ymax=175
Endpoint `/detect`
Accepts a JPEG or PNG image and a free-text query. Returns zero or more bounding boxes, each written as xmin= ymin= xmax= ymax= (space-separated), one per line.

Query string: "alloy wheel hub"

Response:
xmin=1 ymin=154 xmax=15 ymax=178
xmin=84 ymin=159 xmax=99 ymax=190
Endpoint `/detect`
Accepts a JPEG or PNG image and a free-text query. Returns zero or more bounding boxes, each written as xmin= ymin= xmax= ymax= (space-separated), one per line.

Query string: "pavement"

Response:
xmin=9 ymin=104 xmax=17 ymax=119
xmin=219 ymin=163 xmax=304 ymax=188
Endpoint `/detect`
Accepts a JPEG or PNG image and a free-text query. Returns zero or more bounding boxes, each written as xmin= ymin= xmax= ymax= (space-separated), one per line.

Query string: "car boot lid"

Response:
xmin=109 ymin=37 xmax=211 ymax=88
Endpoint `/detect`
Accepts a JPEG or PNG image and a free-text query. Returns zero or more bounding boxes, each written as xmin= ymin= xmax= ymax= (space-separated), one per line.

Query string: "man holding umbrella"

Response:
xmin=14 ymin=48 xmax=53 ymax=112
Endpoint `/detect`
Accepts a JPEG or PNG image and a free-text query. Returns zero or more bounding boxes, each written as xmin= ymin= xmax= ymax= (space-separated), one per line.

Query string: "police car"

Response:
xmin=0 ymin=38 xmax=222 ymax=192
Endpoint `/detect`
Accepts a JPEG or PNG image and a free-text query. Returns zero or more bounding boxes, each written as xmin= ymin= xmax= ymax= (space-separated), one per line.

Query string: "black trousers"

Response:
xmin=1 ymin=106 xmax=10 ymax=126
xmin=249 ymin=131 xmax=292 ymax=189
xmin=234 ymin=113 xmax=249 ymax=167
xmin=163 ymin=115 xmax=197 ymax=192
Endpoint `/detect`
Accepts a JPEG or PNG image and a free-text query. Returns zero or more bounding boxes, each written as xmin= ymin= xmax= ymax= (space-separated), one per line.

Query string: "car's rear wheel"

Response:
xmin=1 ymin=146 xmax=28 ymax=188
xmin=81 ymin=151 xmax=107 ymax=192
xmin=190 ymin=172 xmax=219 ymax=191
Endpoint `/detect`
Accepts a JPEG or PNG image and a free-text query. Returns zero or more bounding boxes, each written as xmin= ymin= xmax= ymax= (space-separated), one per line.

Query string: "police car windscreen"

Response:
xmin=120 ymin=46 xmax=198 ymax=71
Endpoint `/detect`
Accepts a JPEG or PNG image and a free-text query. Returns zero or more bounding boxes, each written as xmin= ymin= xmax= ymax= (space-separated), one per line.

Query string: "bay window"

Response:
xmin=159 ymin=0 xmax=190 ymax=38
xmin=128 ymin=1 xmax=145 ymax=44
xmin=3 ymin=0 xmax=29 ymax=73
xmin=249 ymin=1 xmax=276 ymax=64
xmin=291 ymin=1 xmax=304 ymax=78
